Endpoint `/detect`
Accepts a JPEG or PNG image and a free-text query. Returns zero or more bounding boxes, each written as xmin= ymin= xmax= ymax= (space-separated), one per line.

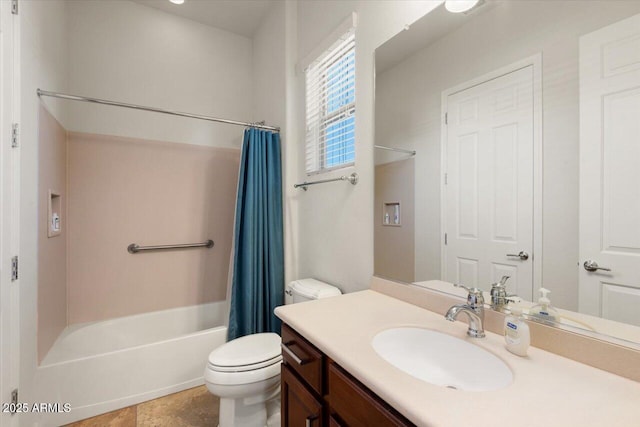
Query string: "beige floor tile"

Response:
xmin=136 ymin=385 xmax=219 ymax=427
xmin=64 ymin=405 xmax=136 ymax=427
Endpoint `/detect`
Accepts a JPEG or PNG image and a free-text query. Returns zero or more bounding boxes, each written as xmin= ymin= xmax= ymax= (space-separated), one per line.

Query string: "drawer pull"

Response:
xmin=306 ymin=415 xmax=318 ymax=427
xmin=281 ymin=342 xmax=309 ymax=365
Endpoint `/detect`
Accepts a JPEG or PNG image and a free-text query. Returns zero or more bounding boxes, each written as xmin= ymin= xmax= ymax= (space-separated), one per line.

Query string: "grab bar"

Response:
xmin=294 ymin=172 xmax=359 ymax=191
xmin=127 ymin=240 xmax=214 ymax=254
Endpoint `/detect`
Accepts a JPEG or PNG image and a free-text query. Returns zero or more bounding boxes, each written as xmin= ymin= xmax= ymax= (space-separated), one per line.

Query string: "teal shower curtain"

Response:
xmin=228 ymin=128 xmax=284 ymax=340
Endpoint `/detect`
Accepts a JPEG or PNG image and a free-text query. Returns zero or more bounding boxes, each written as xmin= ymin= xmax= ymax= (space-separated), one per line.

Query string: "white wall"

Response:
xmin=20 ymin=0 xmax=69 ymax=424
xmin=251 ymin=0 xmax=300 ymax=287
xmin=292 ymin=1 xmax=442 ymax=293
xmin=374 ymin=1 xmax=640 ymax=309
xmin=65 ymin=0 xmax=252 ymax=149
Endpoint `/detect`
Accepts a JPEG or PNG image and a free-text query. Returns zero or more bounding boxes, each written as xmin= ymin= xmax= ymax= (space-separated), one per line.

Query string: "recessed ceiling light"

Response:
xmin=169 ymin=0 xmax=185 ymax=5
xmin=445 ymin=0 xmax=479 ymax=13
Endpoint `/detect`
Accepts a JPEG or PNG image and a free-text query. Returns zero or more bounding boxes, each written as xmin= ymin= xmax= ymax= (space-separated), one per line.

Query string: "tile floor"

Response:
xmin=65 ymin=386 xmax=219 ymax=427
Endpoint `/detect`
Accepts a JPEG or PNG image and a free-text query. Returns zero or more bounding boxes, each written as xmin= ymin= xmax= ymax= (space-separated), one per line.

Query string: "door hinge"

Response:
xmin=11 ymin=256 xmax=18 ymax=281
xmin=444 ymin=233 xmax=448 ymax=245
xmin=11 ymin=123 xmax=19 ymax=148
xmin=444 ymin=112 xmax=448 ymax=125
xmin=444 ymin=173 xmax=448 ymax=185
xmin=10 ymin=389 xmax=18 ymax=414
xmin=11 ymin=0 xmax=18 ymax=15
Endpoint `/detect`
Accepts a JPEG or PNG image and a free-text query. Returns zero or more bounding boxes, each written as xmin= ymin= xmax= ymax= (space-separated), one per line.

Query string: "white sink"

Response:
xmin=372 ymin=327 xmax=512 ymax=391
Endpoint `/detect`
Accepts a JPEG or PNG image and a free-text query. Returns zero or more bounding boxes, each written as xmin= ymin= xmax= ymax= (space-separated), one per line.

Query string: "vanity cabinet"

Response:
xmin=281 ymin=323 xmax=414 ymax=427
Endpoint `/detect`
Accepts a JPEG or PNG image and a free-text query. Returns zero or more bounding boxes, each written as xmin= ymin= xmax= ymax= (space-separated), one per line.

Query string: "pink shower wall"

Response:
xmin=374 ymin=159 xmax=415 ymax=283
xmin=38 ymin=105 xmax=68 ymax=363
xmin=67 ymin=132 xmax=240 ymax=324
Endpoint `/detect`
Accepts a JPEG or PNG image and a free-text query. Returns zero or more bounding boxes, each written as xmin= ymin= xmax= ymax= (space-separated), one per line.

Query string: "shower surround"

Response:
xmin=36 ymin=106 xmax=239 ymax=424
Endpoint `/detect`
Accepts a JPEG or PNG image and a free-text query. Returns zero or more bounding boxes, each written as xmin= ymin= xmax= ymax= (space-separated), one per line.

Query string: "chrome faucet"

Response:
xmin=490 ymin=275 xmax=516 ymax=311
xmin=445 ymin=284 xmax=485 ymax=338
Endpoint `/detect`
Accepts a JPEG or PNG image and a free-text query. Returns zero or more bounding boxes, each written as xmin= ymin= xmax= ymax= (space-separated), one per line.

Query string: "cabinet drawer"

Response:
xmin=281 ymin=324 xmax=324 ymax=395
xmin=328 ymin=363 xmax=414 ymax=427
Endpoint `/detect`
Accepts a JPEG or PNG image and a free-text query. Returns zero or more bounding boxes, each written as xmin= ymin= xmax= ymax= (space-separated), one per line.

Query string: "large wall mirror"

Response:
xmin=373 ymin=0 xmax=640 ymax=347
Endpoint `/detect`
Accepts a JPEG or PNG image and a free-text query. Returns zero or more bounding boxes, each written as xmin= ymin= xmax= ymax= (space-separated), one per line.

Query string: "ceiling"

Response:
xmin=132 ymin=0 xmax=275 ymax=38
xmin=376 ymin=1 xmax=496 ymax=74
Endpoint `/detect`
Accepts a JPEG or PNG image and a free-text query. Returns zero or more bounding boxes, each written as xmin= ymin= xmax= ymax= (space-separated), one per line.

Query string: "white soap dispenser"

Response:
xmin=504 ymin=306 xmax=530 ymax=357
xmin=529 ymin=288 xmax=559 ymax=324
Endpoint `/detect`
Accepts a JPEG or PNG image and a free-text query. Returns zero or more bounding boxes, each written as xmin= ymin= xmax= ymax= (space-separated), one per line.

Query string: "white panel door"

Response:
xmin=445 ymin=66 xmax=534 ymax=297
xmin=579 ymin=13 xmax=640 ymax=326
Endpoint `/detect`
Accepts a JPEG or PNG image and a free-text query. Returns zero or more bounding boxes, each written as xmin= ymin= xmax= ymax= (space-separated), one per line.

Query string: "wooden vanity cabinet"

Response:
xmin=281 ymin=323 xmax=414 ymax=427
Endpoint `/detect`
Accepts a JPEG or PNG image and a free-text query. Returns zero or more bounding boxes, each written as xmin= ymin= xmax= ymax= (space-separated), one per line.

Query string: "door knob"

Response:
xmin=507 ymin=251 xmax=529 ymax=261
xmin=583 ymin=260 xmax=611 ymax=272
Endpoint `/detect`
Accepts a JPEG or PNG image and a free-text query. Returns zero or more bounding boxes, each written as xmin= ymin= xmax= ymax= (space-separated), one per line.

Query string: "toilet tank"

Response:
xmin=285 ymin=279 xmax=341 ymax=304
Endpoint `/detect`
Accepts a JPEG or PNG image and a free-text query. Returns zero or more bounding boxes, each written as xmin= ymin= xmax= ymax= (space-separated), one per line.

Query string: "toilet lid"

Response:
xmin=208 ymin=333 xmax=281 ymax=369
xmin=289 ymin=279 xmax=342 ymax=299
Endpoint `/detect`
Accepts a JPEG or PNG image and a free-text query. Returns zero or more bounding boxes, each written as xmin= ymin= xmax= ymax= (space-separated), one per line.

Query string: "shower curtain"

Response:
xmin=228 ymin=128 xmax=284 ymax=340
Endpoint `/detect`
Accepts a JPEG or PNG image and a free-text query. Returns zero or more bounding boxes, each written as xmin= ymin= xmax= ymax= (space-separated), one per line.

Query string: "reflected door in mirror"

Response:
xmin=444 ymin=66 xmax=534 ymax=299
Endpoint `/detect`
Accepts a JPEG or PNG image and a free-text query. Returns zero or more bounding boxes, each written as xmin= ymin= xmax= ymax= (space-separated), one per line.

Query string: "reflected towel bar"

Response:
xmin=127 ymin=240 xmax=214 ymax=254
xmin=374 ymin=145 xmax=416 ymax=156
xmin=294 ymin=173 xmax=359 ymax=191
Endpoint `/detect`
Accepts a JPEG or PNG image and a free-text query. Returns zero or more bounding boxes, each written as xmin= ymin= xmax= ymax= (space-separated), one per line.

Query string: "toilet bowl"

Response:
xmin=205 ymin=279 xmax=341 ymax=427
xmin=205 ymin=333 xmax=282 ymax=427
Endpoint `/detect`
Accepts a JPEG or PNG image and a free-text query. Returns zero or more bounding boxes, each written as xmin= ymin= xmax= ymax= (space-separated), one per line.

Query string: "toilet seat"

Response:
xmin=205 ymin=358 xmax=282 ymax=386
xmin=208 ymin=354 xmax=282 ymax=373
xmin=206 ymin=332 xmax=282 ymax=386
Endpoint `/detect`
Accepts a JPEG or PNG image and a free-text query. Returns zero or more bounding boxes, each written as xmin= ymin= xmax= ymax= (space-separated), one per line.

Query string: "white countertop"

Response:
xmin=274 ymin=290 xmax=640 ymax=427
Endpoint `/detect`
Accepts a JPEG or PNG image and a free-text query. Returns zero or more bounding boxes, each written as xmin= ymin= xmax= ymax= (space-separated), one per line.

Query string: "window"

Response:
xmin=305 ymin=29 xmax=355 ymax=174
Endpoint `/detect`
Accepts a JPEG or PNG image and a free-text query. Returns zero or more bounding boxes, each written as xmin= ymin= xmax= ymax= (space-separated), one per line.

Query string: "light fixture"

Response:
xmin=444 ymin=0 xmax=479 ymax=13
xmin=169 ymin=0 xmax=185 ymax=5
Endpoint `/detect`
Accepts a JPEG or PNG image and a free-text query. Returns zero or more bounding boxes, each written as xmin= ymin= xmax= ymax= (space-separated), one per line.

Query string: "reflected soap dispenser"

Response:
xmin=504 ymin=306 xmax=530 ymax=357
xmin=529 ymin=288 xmax=559 ymax=325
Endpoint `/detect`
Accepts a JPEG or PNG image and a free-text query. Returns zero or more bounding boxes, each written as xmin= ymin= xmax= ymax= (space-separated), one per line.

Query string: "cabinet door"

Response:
xmin=329 ymin=363 xmax=414 ymax=427
xmin=282 ymin=364 xmax=323 ymax=427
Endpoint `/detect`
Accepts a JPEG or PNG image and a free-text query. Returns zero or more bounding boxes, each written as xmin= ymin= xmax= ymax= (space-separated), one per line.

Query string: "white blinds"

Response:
xmin=305 ymin=29 xmax=356 ymax=174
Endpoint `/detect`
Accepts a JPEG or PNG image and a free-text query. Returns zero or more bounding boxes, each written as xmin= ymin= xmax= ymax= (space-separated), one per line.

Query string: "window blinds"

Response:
xmin=305 ymin=29 xmax=356 ymax=174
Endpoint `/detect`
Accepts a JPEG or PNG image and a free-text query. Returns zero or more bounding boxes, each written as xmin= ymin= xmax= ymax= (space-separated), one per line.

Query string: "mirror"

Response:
xmin=374 ymin=0 xmax=640 ymax=346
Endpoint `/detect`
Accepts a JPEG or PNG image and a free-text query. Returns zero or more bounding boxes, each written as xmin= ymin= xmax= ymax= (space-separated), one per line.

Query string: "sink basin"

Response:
xmin=372 ymin=327 xmax=512 ymax=391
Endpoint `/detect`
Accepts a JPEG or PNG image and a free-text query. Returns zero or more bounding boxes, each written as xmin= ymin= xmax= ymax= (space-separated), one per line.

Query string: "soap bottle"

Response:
xmin=504 ymin=306 xmax=530 ymax=356
xmin=384 ymin=212 xmax=390 ymax=224
xmin=529 ymin=288 xmax=559 ymax=325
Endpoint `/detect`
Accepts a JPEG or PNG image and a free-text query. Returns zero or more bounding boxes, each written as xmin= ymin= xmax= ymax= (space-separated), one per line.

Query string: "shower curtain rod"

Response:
xmin=37 ymin=89 xmax=280 ymax=132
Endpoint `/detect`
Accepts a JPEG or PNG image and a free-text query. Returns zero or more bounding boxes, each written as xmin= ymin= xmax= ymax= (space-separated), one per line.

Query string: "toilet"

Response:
xmin=205 ymin=279 xmax=342 ymax=427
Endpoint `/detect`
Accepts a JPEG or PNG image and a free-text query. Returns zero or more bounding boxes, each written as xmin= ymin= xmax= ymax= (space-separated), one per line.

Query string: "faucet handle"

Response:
xmin=454 ymin=283 xmax=475 ymax=292
xmin=492 ymin=275 xmax=510 ymax=289
xmin=453 ymin=283 xmax=485 ymax=308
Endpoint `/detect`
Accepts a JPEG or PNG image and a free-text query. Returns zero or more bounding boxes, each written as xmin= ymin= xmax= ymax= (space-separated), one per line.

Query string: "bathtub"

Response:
xmin=33 ymin=301 xmax=228 ymax=426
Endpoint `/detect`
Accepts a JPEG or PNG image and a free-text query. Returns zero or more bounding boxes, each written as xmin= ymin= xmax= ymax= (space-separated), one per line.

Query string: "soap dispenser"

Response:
xmin=504 ymin=306 xmax=530 ymax=357
xmin=529 ymin=288 xmax=559 ymax=325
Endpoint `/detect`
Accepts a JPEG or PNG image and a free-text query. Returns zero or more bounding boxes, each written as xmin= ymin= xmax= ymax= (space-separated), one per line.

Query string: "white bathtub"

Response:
xmin=33 ymin=301 xmax=228 ymax=426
